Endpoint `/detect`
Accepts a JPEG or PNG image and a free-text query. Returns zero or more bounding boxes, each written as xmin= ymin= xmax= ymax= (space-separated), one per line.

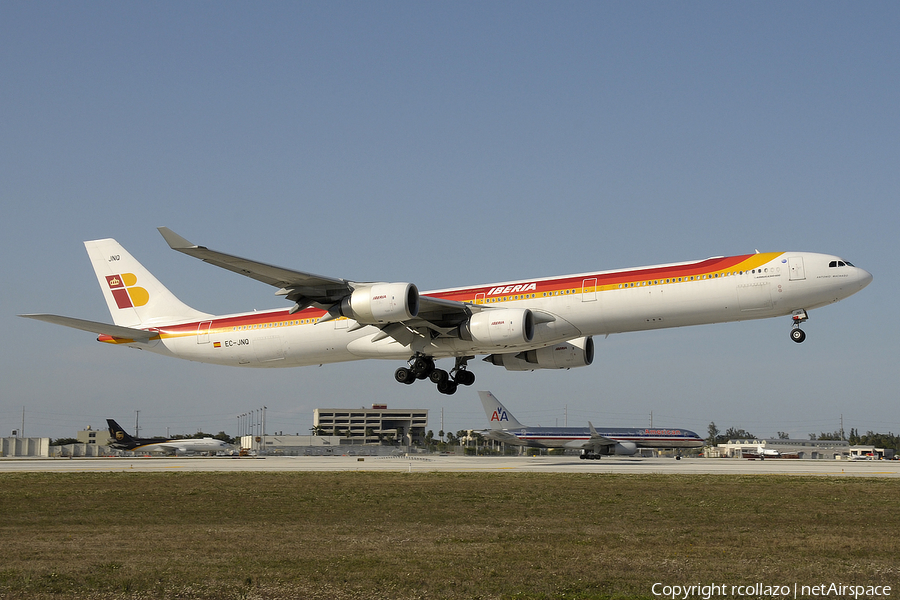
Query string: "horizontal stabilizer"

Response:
xmin=19 ymin=314 xmax=158 ymax=342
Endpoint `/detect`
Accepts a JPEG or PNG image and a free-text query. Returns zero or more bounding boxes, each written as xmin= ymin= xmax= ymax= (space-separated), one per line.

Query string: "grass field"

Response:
xmin=0 ymin=472 xmax=897 ymax=599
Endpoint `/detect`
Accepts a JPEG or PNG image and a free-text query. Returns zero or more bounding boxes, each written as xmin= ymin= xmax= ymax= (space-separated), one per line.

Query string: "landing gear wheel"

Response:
xmin=437 ymin=379 xmax=458 ymax=395
xmin=412 ymin=356 xmax=434 ymax=379
xmin=790 ymin=328 xmax=806 ymax=343
xmin=429 ymin=369 xmax=449 ymax=385
xmin=455 ymin=369 xmax=476 ymax=386
xmin=394 ymin=367 xmax=415 ymax=384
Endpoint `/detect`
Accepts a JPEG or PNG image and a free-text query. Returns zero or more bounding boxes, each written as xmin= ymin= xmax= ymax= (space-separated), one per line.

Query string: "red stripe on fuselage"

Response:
xmin=155 ymin=253 xmax=763 ymax=336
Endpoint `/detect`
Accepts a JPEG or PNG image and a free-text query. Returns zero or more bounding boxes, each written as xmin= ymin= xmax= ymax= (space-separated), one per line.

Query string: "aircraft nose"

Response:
xmin=858 ymin=267 xmax=873 ymax=289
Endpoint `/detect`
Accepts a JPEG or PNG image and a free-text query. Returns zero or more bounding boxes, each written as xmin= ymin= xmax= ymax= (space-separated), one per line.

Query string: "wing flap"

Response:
xmin=412 ymin=295 xmax=478 ymax=329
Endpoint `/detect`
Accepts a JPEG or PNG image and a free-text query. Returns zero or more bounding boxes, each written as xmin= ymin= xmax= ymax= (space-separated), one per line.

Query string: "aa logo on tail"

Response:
xmin=491 ymin=406 xmax=509 ymax=422
xmin=106 ymin=274 xmax=149 ymax=309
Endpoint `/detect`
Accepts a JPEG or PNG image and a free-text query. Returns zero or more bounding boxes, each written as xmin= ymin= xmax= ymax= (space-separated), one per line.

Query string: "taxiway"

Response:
xmin=1 ymin=455 xmax=898 ymax=476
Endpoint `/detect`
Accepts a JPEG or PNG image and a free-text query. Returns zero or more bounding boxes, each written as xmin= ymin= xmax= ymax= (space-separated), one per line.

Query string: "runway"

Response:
xmin=2 ymin=455 xmax=899 ymax=476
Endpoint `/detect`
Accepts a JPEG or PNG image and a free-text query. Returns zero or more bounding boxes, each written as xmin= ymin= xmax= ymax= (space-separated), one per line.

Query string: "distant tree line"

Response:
xmin=848 ymin=429 xmax=900 ymax=452
xmin=706 ymin=422 xmax=755 ymax=446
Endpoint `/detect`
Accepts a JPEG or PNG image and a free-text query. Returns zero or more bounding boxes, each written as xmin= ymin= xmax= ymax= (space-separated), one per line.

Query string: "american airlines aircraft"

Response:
xmin=479 ymin=391 xmax=703 ymax=459
xmin=21 ymin=228 xmax=872 ymax=395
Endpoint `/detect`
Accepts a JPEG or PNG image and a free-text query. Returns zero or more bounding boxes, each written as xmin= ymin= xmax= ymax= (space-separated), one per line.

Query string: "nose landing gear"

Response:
xmin=790 ymin=309 xmax=808 ymax=343
xmin=395 ymin=354 xmax=475 ymax=395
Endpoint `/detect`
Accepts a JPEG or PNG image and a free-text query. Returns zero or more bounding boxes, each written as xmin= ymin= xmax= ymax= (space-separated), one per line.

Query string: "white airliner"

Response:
xmin=21 ymin=228 xmax=872 ymax=395
xmin=106 ymin=419 xmax=233 ymax=455
xmin=479 ymin=391 xmax=703 ymax=459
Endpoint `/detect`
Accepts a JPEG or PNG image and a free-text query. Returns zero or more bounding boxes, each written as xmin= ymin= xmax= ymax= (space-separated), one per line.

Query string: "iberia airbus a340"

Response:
xmin=21 ymin=228 xmax=872 ymax=395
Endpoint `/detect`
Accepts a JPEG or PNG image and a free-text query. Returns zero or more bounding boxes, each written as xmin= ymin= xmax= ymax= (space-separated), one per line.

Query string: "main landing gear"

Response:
xmin=394 ymin=355 xmax=476 ymax=395
xmin=790 ymin=309 xmax=808 ymax=343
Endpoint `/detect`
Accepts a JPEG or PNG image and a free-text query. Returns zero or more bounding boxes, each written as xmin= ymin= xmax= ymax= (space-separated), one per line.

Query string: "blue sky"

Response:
xmin=2 ymin=2 xmax=897 ymax=441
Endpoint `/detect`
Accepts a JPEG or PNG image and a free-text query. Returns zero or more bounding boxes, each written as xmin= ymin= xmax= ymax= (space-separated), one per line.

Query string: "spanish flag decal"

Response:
xmin=213 ymin=342 xmax=222 ymax=348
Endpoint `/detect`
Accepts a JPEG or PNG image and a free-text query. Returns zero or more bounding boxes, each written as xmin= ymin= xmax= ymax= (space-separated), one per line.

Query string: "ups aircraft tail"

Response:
xmin=106 ymin=418 xmax=139 ymax=449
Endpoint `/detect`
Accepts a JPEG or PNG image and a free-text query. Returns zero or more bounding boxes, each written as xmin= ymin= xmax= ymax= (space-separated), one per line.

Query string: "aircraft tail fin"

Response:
xmin=106 ymin=419 xmax=137 ymax=448
xmin=478 ymin=391 xmax=525 ymax=429
xmin=84 ymin=238 xmax=211 ymax=328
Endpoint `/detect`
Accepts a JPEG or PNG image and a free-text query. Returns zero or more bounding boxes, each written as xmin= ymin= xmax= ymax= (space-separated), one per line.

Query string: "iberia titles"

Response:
xmin=486 ymin=283 xmax=537 ymax=296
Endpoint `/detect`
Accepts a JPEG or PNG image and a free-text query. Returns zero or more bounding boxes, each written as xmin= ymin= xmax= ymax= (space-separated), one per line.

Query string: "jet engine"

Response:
xmin=457 ymin=308 xmax=535 ymax=347
xmin=590 ymin=441 xmax=638 ymax=457
xmin=339 ymin=283 xmax=419 ymax=324
xmin=484 ymin=336 xmax=594 ymax=371
xmin=614 ymin=441 xmax=637 ymax=455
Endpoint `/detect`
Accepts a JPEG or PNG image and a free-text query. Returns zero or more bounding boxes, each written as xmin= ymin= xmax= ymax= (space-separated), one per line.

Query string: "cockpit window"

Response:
xmin=829 ymin=260 xmax=855 ymax=268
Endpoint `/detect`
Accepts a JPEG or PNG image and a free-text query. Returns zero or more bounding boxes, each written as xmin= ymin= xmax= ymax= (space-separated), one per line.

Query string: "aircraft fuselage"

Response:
xmin=112 ymin=251 xmax=870 ymax=368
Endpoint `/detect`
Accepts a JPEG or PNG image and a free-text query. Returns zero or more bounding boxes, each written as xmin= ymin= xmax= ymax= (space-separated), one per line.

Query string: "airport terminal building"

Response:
xmin=240 ymin=406 xmax=430 ymax=455
xmin=313 ymin=406 xmax=428 ymax=446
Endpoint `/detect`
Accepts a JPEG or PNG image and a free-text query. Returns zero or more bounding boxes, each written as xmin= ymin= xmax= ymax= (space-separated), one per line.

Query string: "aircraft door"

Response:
xmin=582 ymin=278 xmax=597 ymax=302
xmin=197 ymin=321 xmax=212 ymax=344
xmin=788 ymin=257 xmax=806 ymax=281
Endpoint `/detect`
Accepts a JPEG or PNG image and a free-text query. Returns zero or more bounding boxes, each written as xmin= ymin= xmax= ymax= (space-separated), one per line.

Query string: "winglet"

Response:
xmin=158 ymin=227 xmax=201 ymax=250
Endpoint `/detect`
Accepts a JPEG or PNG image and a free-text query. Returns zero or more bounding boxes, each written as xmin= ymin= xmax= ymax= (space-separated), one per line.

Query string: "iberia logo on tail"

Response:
xmin=106 ymin=273 xmax=149 ymax=309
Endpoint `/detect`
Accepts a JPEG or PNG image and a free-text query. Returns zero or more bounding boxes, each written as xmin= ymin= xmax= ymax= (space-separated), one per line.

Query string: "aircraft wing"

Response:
xmin=583 ymin=421 xmax=618 ymax=451
xmin=18 ymin=314 xmax=158 ymax=342
xmin=158 ymin=227 xmax=350 ymax=300
xmin=481 ymin=429 xmax=523 ymax=444
xmin=158 ymin=227 xmax=479 ymax=330
xmin=151 ymin=443 xmax=179 ymax=452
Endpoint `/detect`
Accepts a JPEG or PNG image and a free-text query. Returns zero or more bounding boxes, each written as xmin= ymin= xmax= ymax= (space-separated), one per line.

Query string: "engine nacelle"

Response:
xmin=340 ymin=283 xmax=419 ymax=324
xmin=594 ymin=441 xmax=638 ymax=456
xmin=458 ymin=309 xmax=534 ymax=347
xmin=614 ymin=441 xmax=637 ymax=456
xmin=484 ymin=336 xmax=594 ymax=371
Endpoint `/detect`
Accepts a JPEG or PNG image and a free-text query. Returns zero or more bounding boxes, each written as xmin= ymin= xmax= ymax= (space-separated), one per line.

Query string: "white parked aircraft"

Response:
xmin=753 ymin=444 xmax=782 ymax=460
xmin=106 ymin=419 xmax=232 ymax=455
xmin=21 ymin=228 xmax=872 ymax=395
